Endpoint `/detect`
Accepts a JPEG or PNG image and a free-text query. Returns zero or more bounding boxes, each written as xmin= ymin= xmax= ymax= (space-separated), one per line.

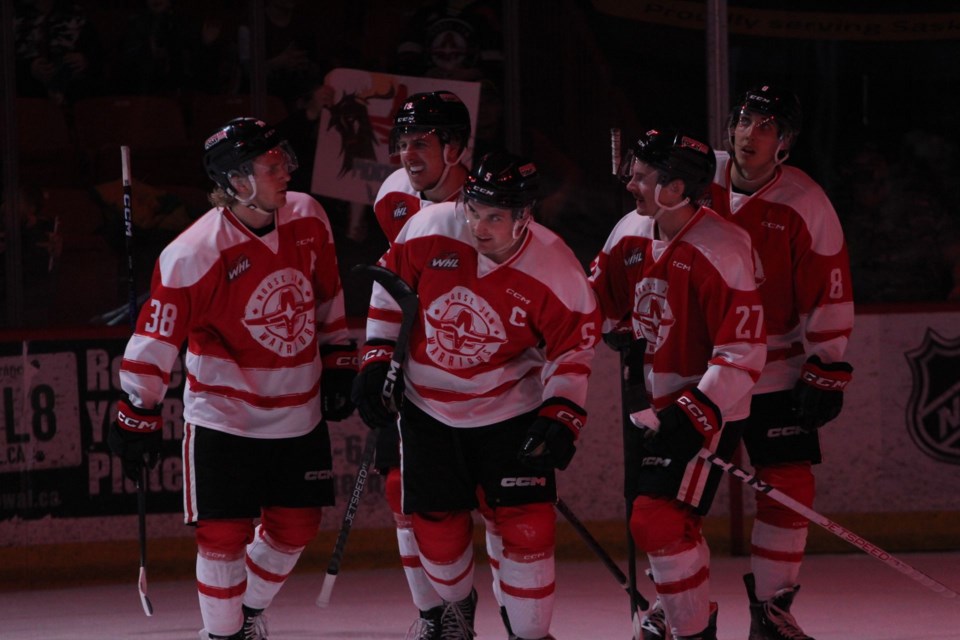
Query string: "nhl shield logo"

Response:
xmin=905 ymin=329 xmax=960 ymax=465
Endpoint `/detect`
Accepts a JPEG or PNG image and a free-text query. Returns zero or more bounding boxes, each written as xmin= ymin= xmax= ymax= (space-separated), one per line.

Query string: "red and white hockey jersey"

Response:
xmin=373 ymin=167 xmax=460 ymax=244
xmin=119 ymin=192 xmax=352 ymax=439
xmin=710 ymin=152 xmax=854 ymax=394
xmin=366 ymin=201 xmax=600 ymax=428
xmin=590 ymin=207 xmax=767 ymax=422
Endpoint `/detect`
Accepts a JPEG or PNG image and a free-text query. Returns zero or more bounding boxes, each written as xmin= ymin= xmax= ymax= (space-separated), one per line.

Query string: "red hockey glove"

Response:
xmin=110 ymin=399 xmax=163 ymax=483
xmin=644 ymin=388 xmax=721 ymax=465
xmin=350 ymin=340 xmax=400 ymax=430
xmin=519 ymin=399 xmax=585 ymax=471
xmin=793 ymin=356 xmax=853 ymax=429
xmin=320 ymin=343 xmax=358 ymax=422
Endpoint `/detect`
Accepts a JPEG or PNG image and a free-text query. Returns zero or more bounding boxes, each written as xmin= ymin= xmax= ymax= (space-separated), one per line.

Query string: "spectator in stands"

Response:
xmin=14 ymin=0 xmax=104 ymax=104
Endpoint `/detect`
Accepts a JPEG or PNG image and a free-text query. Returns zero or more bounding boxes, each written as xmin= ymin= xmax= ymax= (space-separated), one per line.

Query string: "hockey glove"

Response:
xmin=644 ymin=388 xmax=721 ymax=465
xmin=793 ymin=355 xmax=853 ymax=429
xmin=110 ymin=399 xmax=163 ymax=483
xmin=320 ymin=343 xmax=358 ymax=422
xmin=518 ymin=400 xmax=585 ymax=471
xmin=351 ymin=340 xmax=400 ymax=430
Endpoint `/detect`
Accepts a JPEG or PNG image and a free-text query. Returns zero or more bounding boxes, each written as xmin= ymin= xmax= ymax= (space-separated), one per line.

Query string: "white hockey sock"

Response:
xmin=500 ymin=549 xmax=555 ymax=639
xmin=395 ymin=516 xmax=443 ymax=611
xmin=244 ymin=523 xmax=304 ymax=610
xmin=196 ymin=550 xmax=245 ymax=637
xmin=483 ymin=516 xmax=505 ymax=607
xmin=648 ymin=537 xmax=712 ymax=637
xmin=750 ymin=519 xmax=807 ymax=599
xmin=420 ymin=545 xmax=475 ymax=603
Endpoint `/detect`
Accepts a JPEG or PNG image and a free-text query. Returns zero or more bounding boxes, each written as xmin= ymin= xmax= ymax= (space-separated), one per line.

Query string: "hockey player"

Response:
xmin=590 ymin=128 xmax=767 ymax=640
xmin=709 ymin=85 xmax=854 ymax=640
xmin=372 ymin=90 xmax=518 ymax=639
xmin=375 ymin=90 xmax=472 ymax=243
xmin=108 ymin=117 xmax=357 ymax=640
xmin=353 ymin=151 xmax=600 ymax=640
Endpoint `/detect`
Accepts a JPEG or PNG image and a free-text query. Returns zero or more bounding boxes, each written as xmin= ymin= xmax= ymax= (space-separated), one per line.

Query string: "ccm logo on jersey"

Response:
xmin=501 ymin=476 xmax=547 ymax=487
xmin=304 ymin=470 xmax=334 ymax=481
xmin=672 ymin=260 xmax=691 ymax=271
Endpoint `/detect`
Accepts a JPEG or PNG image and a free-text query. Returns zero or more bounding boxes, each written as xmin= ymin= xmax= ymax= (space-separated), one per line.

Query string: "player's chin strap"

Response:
xmin=511 ymin=209 xmax=532 ymax=240
xmin=235 ymin=175 xmax=277 ymax=219
xmin=428 ymin=143 xmax=468 ymax=201
xmin=652 ymin=184 xmax=689 ymax=221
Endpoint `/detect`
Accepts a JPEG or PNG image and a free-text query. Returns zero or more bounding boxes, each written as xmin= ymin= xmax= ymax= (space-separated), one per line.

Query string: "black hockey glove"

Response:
xmin=351 ymin=340 xmax=401 ymax=430
xmin=792 ymin=355 xmax=853 ymax=429
xmin=109 ymin=399 xmax=163 ymax=483
xmin=320 ymin=343 xmax=358 ymax=422
xmin=518 ymin=399 xmax=584 ymax=471
xmin=644 ymin=388 xmax=721 ymax=465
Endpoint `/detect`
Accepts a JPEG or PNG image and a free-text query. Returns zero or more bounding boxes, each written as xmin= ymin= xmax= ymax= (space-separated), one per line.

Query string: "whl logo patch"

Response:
xmin=905 ymin=329 xmax=960 ymax=465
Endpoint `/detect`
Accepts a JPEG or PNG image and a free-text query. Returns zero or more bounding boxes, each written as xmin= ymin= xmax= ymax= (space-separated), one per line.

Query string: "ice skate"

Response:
xmin=438 ymin=588 xmax=477 ymax=639
xmin=744 ymin=573 xmax=814 ymax=640
xmin=406 ymin=605 xmax=443 ymax=640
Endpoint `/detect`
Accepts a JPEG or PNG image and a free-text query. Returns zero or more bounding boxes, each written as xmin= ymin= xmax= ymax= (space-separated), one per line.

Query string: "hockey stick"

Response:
xmin=316 ymin=264 xmax=419 ymax=607
xmin=608 ymin=125 xmax=644 ymax=640
xmin=122 ymin=145 xmax=153 ymax=617
xmin=555 ymin=497 xmax=649 ymax=611
xmin=695 ymin=449 xmax=959 ymax=600
xmin=629 ymin=411 xmax=960 ymax=600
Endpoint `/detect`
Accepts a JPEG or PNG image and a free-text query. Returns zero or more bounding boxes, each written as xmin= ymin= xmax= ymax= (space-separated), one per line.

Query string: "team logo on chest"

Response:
xmin=242 ymin=268 xmax=316 ymax=356
xmin=632 ymin=278 xmax=674 ymax=351
xmin=424 ymin=286 xmax=508 ymax=369
xmin=392 ymin=201 xmax=408 ymax=219
xmin=905 ymin=329 xmax=960 ymax=465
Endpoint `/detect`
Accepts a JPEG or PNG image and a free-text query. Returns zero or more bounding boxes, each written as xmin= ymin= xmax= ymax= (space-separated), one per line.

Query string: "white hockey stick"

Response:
xmin=630 ymin=410 xmax=959 ymax=600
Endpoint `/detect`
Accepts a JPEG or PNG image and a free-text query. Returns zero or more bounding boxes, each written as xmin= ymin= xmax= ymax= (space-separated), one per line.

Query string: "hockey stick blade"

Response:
xmin=137 ymin=466 xmax=153 ymax=616
xmin=695 ymin=449 xmax=959 ymax=600
xmin=555 ymin=497 xmax=649 ymax=612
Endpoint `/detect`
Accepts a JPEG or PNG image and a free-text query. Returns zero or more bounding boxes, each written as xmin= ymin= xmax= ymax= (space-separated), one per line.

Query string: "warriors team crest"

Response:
xmin=243 ymin=268 xmax=315 ymax=356
xmin=424 ymin=286 xmax=507 ymax=369
xmin=632 ymin=278 xmax=674 ymax=350
xmin=905 ymin=329 xmax=960 ymax=465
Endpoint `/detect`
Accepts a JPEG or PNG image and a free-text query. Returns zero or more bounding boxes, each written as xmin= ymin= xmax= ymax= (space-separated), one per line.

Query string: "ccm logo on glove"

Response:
xmin=676 ymin=391 xmax=719 ymax=435
xmin=117 ymin=400 xmax=162 ymax=433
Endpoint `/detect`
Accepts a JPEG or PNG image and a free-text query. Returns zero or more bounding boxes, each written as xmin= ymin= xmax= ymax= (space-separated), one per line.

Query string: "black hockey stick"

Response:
xmin=555 ymin=497 xmax=649 ymax=611
xmin=122 ymin=145 xmax=153 ymax=617
xmin=609 ymin=125 xmax=644 ymax=640
xmin=316 ymin=264 xmax=419 ymax=607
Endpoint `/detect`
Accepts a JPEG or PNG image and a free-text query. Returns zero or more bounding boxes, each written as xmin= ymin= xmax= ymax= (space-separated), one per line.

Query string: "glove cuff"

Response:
xmin=538 ymin=398 xmax=586 ymax=439
xmin=117 ymin=399 xmax=162 ymax=434
xmin=359 ymin=340 xmax=395 ymax=371
xmin=675 ymin=388 xmax=722 ymax=438
xmin=800 ymin=356 xmax=853 ymax=392
xmin=321 ymin=343 xmax=359 ymax=371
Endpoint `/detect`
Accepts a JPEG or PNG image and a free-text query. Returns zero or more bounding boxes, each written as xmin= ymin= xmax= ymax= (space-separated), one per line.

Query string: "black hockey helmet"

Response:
xmin=462 ymin=151 xmax=539 ymax=213
xmin=730 ymin=84 xmax=803 ymax=139
xmin=389 ymin=91 xmax=471 ymax=154
xmin=620 ymin=128 xmax=716 ymax=200
xmin=203 ymin=117 xmax=297 ymax=193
